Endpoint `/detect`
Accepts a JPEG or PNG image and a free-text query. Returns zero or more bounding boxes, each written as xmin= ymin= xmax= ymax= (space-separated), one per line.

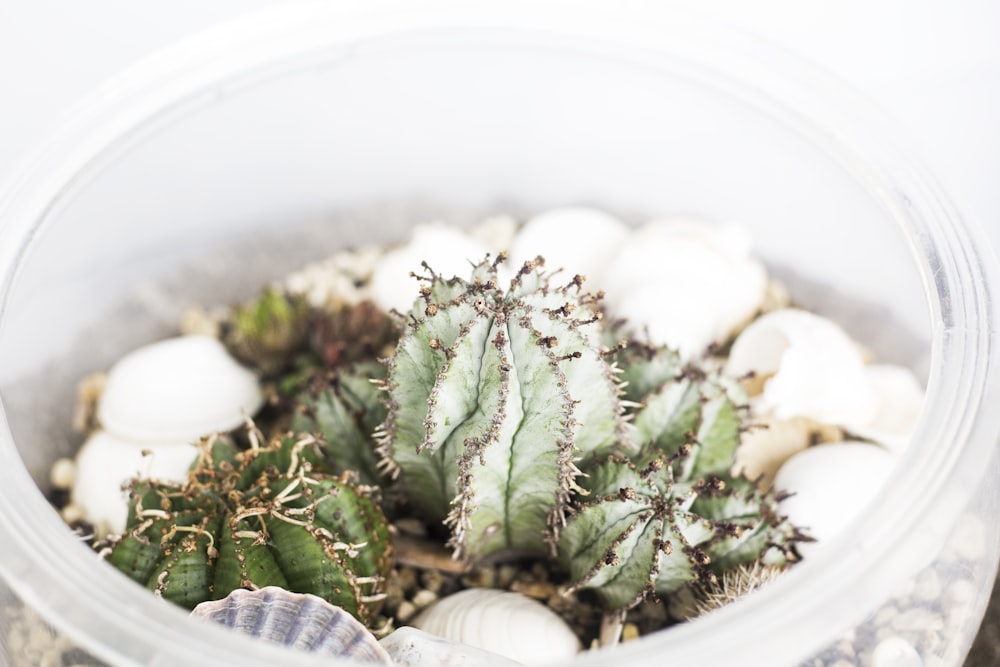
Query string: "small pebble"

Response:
xmin=396 ymin=601 xmax=417 ymax=623
xmin=872 ymin=636 xmax=923 ymax=667
xmin=412 ymin=589 xmax=438 ymax=609
xmin=49 ymin=458 xmax=77 ymax=490
xmin=621 ymin=623 xmax=640 ymax=642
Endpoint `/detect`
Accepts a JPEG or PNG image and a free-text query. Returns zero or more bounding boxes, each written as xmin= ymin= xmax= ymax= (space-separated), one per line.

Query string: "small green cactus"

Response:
xmin=222 ymin=286 xmax=311 ymax=376
xmin=105 ymin=430 xmax=393 ymax=623
xmin=557 ymin=346 xmax=800 ymax=611
xmin=378 ymin=255 xmax=627 ymax=560
xmin=291 ymin=361 xmax=388 ymax=487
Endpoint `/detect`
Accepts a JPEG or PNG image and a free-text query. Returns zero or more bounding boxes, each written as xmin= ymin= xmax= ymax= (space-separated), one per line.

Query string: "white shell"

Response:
xmin=726 ymin=308 xmax=877 ymax=425
xmin=507 ymin=206 xmax=630 ymax=287
xmin=413 ymin=589 xmax=580 ymax=665
xmin=191 ymin=587 xmax=391 ymax=664
xmin=602 ymin=219 xmax=768 ymax=358
xmin=70 ymin=430 xmax=198 ymax=536
xmin=97 ymin=335 xmax=263 ymax=444
xmin=843 ymin=364 xmax=925 ymax=455
xmin=370 ymin=223 xmax=492 ymax=314
xmin=773 ymin=442 xmax=895 ymax=558
xmin=380 ymin=627 xmax=521 ymax=667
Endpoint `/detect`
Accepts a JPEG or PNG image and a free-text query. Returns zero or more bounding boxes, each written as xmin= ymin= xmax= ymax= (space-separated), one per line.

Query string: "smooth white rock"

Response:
xmin=380 ymin=627 xmax=522 ymax=667
xmin=726 ymin=308 xmax=877 ymax=425
xmin=97 ymin=335 xmax=263 ymax=444
xmin=773 ymin=442 xmax=896 ymax=558
xmin=413 ymin=589 xmax=581 ymax=666
xmin=872 ymin=636 xmax=923 ymax=667
xmin=71 ymin=430 xmax=198 ymax=537
xmin=601 ymin=219 xmax=768 ymax=358
xmin=506 ymin=206 xmax=630 ymax=288
xmin=370 ymin=223 xmax=492 ymax=314
xmin=843 ymin=364 xmax=925 ymax=455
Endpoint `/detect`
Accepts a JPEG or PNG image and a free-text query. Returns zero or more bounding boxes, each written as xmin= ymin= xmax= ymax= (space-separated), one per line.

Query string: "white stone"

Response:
xmin=726 ymin=308 xmax=877 ymax=425
xmin=507 ymin=206 xmax=629 ymax=288
xmin=71 ymin=430 xmax=198 ymax=537
xmin=872 ymin=636 xmax=923 ymax=667
xmin=773 ymin=442 xmax=895 ymax=557
xmin=370 ymin=223 xmax=492 ymax=314
xmin=844 ymin=364 xmax=925 ymax=454
xmin=413 ymin=589 xmax=580 ymax=666
xmin=380 ymin=627 xmax=521 ymax=667
xmin=97 ymin=335 xmax=263 ymax=444
xmin=602 ymin=219 xmax=768 ymax=358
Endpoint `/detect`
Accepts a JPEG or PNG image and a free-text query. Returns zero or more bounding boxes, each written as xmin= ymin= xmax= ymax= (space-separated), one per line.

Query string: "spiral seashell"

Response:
xmin=413 ymin=589 xmax=581 ymax=665
xmin=191 ymin=587 xmax=392 ymax=664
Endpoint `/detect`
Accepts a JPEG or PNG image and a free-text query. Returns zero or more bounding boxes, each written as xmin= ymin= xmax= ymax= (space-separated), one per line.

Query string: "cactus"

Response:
xmin=378 ymin=255 xmax=627 ymax=561
xmin=105 ymin=429 xmax=393 ymax=623
xmin=223 ymin=286 xmax=400 ymax=380
xmin=291 ymin=361 xmax=388 ymax=487
xmin=222 ymin=286 xmax=311 ymax=377
xmin=556 ymin=345 xmax=800 ymax=611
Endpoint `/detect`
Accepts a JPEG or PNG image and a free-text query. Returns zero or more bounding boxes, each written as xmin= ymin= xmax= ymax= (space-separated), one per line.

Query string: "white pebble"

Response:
xmin=414 ymin=588 xmax=580 ymax=666
xmin=71 ymin=430 xmax=198 ymax=536
xmin=843 ymin=364 xmax=925 ymax=454
xmin=370 ymin=223 xmax=491 ymax=314
xmin=507 ymin=206 xmax=629 ymax=287
xmin=97 ymin=335 xmax=263 ymax=444
xmin=726 ymin=309 xmax=877 ymax=425
xmin=602 ymin=219 xmax=768 ymax=358
xmin=872 ymin=636 xmax=923 ymax=667
xmin=49 ymin=458 xmax=77 ymax=490
xmin=380 ymin=627 xmax=520 ymax=667
xmin=773 ymin=442 xmax=895 ymax=557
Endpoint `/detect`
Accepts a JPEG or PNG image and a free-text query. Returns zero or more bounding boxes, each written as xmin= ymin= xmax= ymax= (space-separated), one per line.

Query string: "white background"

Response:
xmin=1 ymin=0 xmax=998 ymax=253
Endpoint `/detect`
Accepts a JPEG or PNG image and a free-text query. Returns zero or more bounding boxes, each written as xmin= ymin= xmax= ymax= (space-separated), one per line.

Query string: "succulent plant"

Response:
xmin=309 ymin=300 xmax=401 ymax=370
xmin=222 ymin=286 xmax=311 ymax=377
xmin=557 ymin=344 xmax=800 ymax=611
xmin=223 ymin=285 xmax=400 ymax=381
xmin=291 ymin=361 xmax=388 ymax=487
xmin=378 ymin=255 xmax=627 ymax=561
xmin=105 ymin=429 xmax=393 ymax=623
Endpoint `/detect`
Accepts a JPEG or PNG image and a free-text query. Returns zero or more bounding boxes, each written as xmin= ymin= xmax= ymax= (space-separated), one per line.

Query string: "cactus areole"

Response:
xmin=378 ymin=255 xmax=627 ymax=561
xmin=105 ymin=431 xmax=393 ymax=623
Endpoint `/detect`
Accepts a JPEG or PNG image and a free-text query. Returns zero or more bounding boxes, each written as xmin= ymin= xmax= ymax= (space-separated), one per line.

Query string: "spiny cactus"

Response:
xmin=378 ymin=255 xmax=627 ymax=561
xmin=557 ymin=345 xmax=800 ymax=611
xmin=104 ymin=429 xmax=393 ymax=623
xmin=291 ymin=361 xmax=388 ymax=487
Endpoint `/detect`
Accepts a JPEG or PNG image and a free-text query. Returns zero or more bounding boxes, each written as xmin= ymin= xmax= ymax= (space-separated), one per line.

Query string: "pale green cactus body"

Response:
xmin=558 ymin=449 xmax=795 ymax=611
xmin=380 ymin=257 xmax=626 ymax=560
xmin=558 ymin=344 xmax=798 ymax=611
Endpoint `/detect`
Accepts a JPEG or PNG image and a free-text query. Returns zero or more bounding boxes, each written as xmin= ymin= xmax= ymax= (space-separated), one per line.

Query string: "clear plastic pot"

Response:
xmin=0 ymin=2 xmax=998 ymax=666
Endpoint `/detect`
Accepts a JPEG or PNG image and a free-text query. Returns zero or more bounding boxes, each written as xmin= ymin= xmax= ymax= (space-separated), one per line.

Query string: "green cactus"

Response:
xmin=291 ymin=361 xmax=388 ymax=487
xmin=557 ymin=346 xmax=800 ymax=611
xmin=378 ymin=255 xmax=627 ymax=561
xmin=105 ymin=430 xmax=393 ymax=623
xmin=222 ymin=286 xmax=311 ymax=376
